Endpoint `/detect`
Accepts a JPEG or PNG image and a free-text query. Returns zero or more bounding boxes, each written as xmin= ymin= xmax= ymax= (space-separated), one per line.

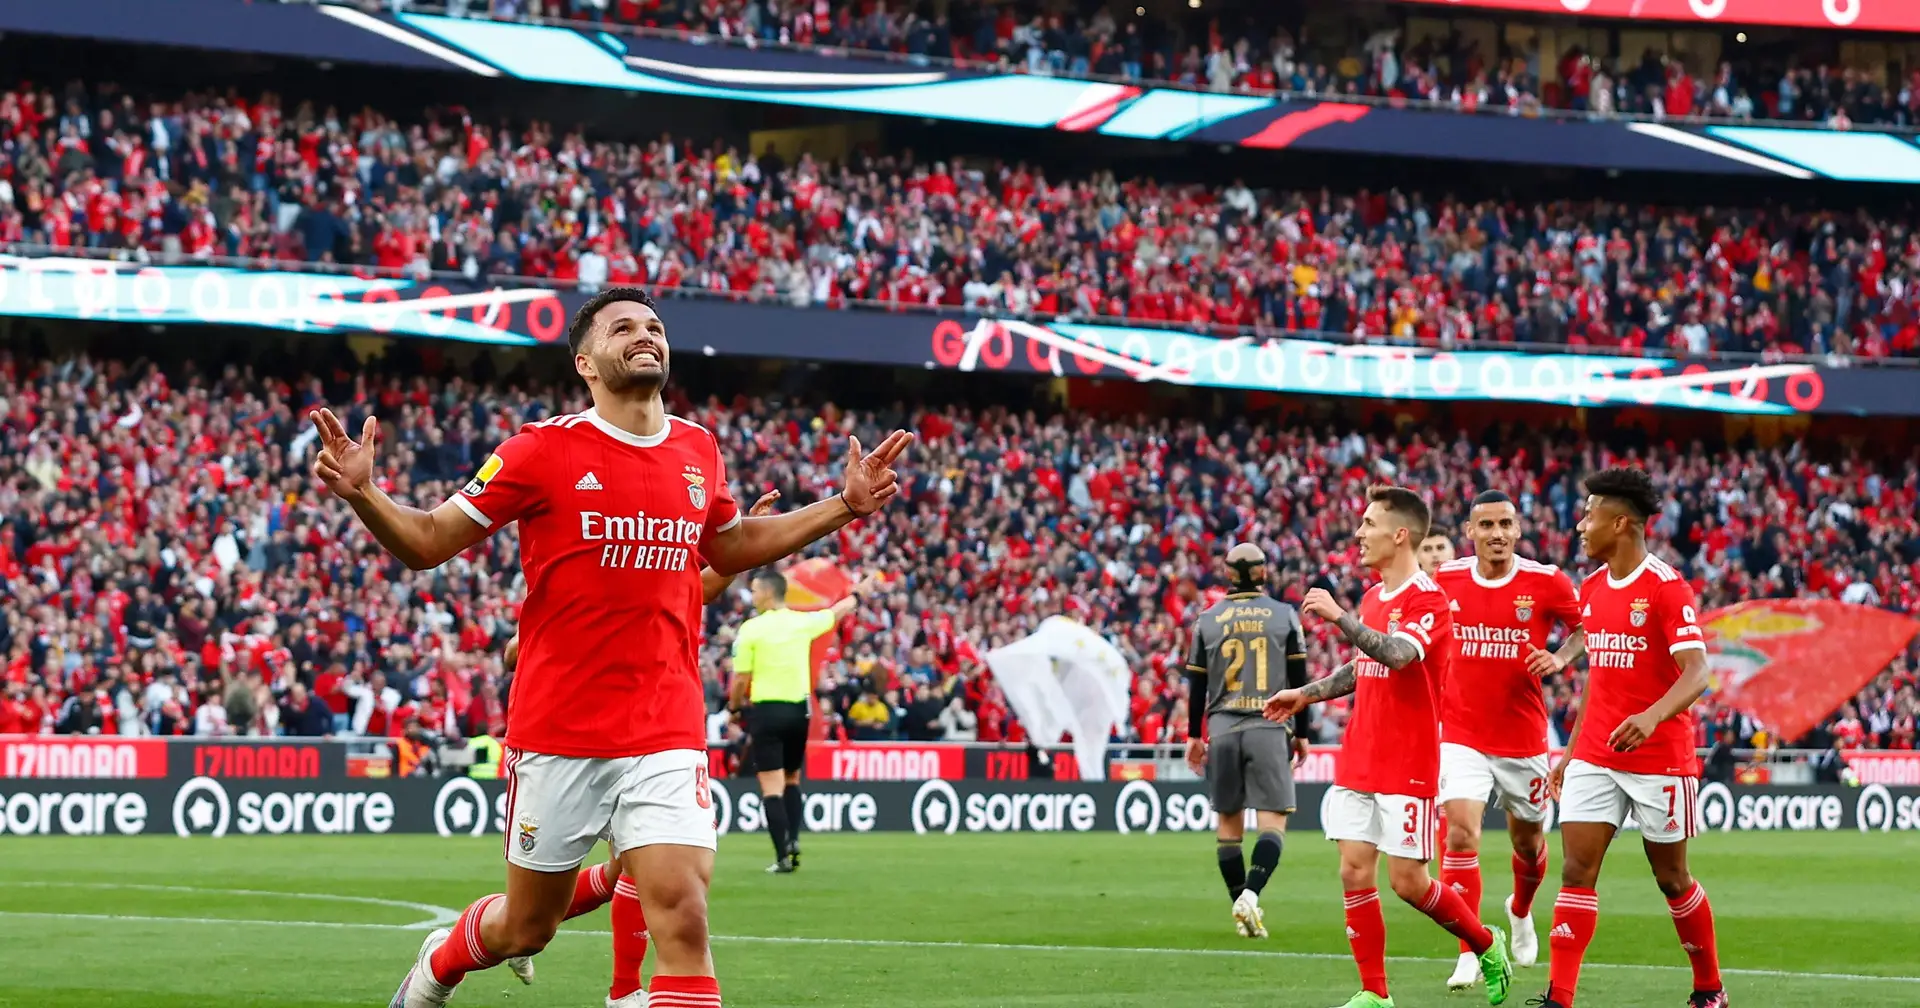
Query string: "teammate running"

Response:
xmin=1536 ymin=468 xmax=1726 ymax=1008
xmin=1265 ymin=486 xmax=1513 ymax=1008
xmin=1183 ymin=543 xmax=1310 ymax=940
xmin=1431 ymin=491 xmax=1585 ymax=990
xmin=312 ymin=287 xmax=912 ymax=1008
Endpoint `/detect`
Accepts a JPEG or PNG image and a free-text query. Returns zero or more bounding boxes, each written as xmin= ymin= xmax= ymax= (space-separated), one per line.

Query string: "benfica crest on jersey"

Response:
xmin=516 ymin=815 xmax=539 ymax=854
xmin=1386 ymin=609 xmax=1402 ymax=633
xmin=1630 ymin=598 xmax=1651 ymax=627
xmin=1514 ymin=595 xmax=1535 ymax=622
xmin=683 ymin=468 xmax=707 ymax=509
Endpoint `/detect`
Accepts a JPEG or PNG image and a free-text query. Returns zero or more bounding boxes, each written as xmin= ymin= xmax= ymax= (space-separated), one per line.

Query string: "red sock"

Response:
xmin=566 ymin=861 xmax=618 ymax=920
xmin=609 ymin=874 xmax=651 ymax=1001
xmin=1439 ymin=850 xmax=1483 ymax=953
xmin=428 ymin=893 xmax=503 ymax=986
xmin=1547 ymin=886 xmax=1599 ymax=1005
xmin=1666 ymin=882 xmax=1722 ymax=993
xmin=650 ymin=973 xmax=721 ymax=1008
xmin=1511 ymin=847 xmax=1549 ymax=919
xmin=1343 ymin=888 xmax=1389 ymax=998
xmin=1413 ymin=877 xmax=1492 ymax=954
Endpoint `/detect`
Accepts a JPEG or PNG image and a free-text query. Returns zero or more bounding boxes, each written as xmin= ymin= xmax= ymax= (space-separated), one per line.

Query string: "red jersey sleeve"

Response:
xmin=1395 ymin=583 xmax=1451 ymax=662
xmin=697 ymin=438 xmax=741 ymax=558
xmin=1546 ymin=569 xmax=1583 ymax=631
xmin=1656 ymin=577 xmax=1706 ymax=656
xmin=448 ymin=428 xmax=549 ymax=531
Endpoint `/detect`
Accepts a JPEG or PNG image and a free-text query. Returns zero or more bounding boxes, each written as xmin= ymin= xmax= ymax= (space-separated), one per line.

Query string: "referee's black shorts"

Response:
xmin=746 ymin=700 xmax=809 ymax=774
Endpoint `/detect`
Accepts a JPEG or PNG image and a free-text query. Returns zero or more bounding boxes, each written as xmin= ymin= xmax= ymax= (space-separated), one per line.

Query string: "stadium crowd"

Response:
xmin=397 ymin=0 xmax=1920 ymax=128
xmin=5 ymin=80 xmax=1920 ymax=362
xmin=2 ymin=350 xmax=1916 ymax=762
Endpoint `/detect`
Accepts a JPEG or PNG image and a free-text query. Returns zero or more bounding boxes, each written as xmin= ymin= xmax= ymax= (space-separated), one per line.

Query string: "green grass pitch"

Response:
xmin=1 ymin=830 xmax=1915 ymax=1006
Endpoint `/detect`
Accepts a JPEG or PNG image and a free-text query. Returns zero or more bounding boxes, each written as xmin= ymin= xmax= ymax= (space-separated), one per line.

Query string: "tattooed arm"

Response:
xmin=1555 ymin=627 xmax=1588 ymax=668
xmin=1263 ymin=660 xmax=1356 ymax=722
xmin=1333 ymin=612 xmax=1422 ymax=669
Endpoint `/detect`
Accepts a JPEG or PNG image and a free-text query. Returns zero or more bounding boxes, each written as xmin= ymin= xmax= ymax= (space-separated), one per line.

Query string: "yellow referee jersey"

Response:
xmin=732 ymin=608 xmax=838 ymax=703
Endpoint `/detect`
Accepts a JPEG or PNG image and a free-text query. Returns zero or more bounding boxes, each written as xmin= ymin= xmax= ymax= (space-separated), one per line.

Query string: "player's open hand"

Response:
xmin=1291 ymin=736 xmax=1310 ymax=768
xmin=748 ymin=489 xmax=782 ymax=516
xmin=840 ymin=430 xmax=914 ymax=517
xmin=1608 ymin=710 xmax=1661 ymax=752
xmin=1263 ymin=688 xmax=1307 ymax=722
xmin=1545 ymin=759 xmax=1568 ymax=801
xmin=1184 ymin=738 xmax=1207 ymax=774
xmin=1301 ymin=587 xmax=1344 ymax=623
xmin=310 ymin=408 xmax=379 ymax=501
xmin=1524 ymin=644 xmax=1564 ymax=677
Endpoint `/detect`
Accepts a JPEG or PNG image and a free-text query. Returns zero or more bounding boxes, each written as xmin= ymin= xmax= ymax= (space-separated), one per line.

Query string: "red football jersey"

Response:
xmin=1433 ymin=556 xmax=1581 ymax=757
xmin=1573 ymin=553 xmax=1706 ymax=776
xmin=1336 ymin=571 xmax=1453 ymax=798
xmin=450 ymin=409 xmax=740 ymax=758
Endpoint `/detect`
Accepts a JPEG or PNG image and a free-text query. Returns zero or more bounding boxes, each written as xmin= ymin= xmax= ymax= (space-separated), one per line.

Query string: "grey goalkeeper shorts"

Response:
xmin=1207 ymin=726 xmax=1297 ymax=815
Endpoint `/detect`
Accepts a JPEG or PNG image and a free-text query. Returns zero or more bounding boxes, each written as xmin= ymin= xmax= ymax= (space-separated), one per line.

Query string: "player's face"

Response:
xmin=577 ymin=300 xmax=669 ymax=393
xmin=1355 ymin=501 xmax=1405 ymax=569
xmin=1577 ymin=494 xmax=1623 ymax=560
xmin=1466 ymin=501 xmax=1519 ymax=562
xmin=1417 ymin=534 xmax=1455 ymax=574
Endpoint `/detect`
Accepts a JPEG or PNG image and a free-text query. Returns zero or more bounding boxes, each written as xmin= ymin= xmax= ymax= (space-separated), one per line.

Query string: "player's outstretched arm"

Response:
xmin=1263 ymin=660 xmax=1357 ymax=721
xmin=698 ymin=490 xmax=784 ymax=602
xmin=310 ymin=409 xmax=488 ymax=570
xmin=702 ymin=431 xmax=913 ymax=576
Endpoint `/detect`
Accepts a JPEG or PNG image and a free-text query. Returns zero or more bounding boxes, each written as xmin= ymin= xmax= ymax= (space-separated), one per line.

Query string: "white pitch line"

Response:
xmin=1 ymin=881 xmax=459 ymax=927
xmin=0 ymin=908 xmax=1912 ymax=985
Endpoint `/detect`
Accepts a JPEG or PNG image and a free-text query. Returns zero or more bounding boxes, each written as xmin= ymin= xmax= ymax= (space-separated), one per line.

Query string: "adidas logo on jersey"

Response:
xmin=575 ymin=472 xmax=604 ymax=491
xmin=1664 ymin=819 xmax=1680 ymax=832
xmin=1450 ymin=599 xmax=1461 ymax=611
xmin=1550 ymin=923 xmax=1576 ymax=940
xmin=1583 ymin=604 xmax=1593 ymax=617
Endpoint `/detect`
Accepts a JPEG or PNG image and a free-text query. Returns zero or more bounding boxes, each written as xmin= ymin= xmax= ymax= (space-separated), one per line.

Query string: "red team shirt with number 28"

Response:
xmin=1573 ymin=554 xmax=1706 ymax=777
xmin=1336 ymin=572 xmax=1453 ymax=798
xmin=1433 ymin=557 xmax=1582 ymax=757
xmin=449 ymin=408 xmax=741 ymax=759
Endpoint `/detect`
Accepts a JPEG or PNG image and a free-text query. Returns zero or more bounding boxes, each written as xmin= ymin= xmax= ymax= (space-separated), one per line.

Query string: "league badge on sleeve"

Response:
xmin=465 ymin=453 xmax=503 ymax=497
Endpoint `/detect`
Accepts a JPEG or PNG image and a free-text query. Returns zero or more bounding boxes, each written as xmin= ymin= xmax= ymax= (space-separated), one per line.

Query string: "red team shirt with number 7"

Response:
xmin=448 ymin=408 xmax=741 ymax=760
xmin=1433 ymin=557 xmax=1582 ymax=758
xmin=1572 ymin=553 xmax=1707 ymax=777
xmin=1335 ymin=571 xmax=1453 ymax=798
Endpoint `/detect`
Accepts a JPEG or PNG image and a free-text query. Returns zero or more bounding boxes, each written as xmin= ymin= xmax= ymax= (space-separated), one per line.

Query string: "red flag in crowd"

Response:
xmin=1703 ymin=599 xmax=1919 ymax=743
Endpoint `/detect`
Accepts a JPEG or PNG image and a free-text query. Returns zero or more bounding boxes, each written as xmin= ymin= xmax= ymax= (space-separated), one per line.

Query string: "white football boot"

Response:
xmin=1507 ymin=894 xmax=1539 ymax=968
xmin=387 ymin=928 xmax=456 ymax=1008
xmin=1231 ymin=889 xmax=1268 ymax=938
xmin=1446 ymin=950 xmax=1481 ymax=990
xmin=505 ymin=956 xmax=535 ymax=984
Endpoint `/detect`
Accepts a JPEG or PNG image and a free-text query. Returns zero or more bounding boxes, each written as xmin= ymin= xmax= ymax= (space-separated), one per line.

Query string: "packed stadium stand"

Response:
xmin=2 ymin=346 xmax=1914 ymax=760
xmin=6 ymin=77 xmax=1920 ymax=362
xmin=380 ymin=0 xmax=1920 ymax=127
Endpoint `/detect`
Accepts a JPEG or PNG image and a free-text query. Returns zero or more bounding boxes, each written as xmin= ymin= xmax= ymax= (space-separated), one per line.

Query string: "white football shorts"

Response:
xmin=499 ymin=747 xmax=717 ymax=871
xmin=1437 ymin=742 xmax=1553 ymax=823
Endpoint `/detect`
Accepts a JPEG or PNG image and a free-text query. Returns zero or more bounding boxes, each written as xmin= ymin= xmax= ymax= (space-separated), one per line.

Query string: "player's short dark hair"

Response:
xmin=1421 ymin=529 xmax=1451 ymax=543
xmin=567 ymin=287 xmax=658 ymax=354
xmin=750 ymin=569 xmax=787 ymax=599
xmin=1585 ymin=466 xmax=1660 ymax=520
xmin=1471 ymin=489 xmax=1513 ymax=508
xmin=1367 ymin=485 xmax=1430 ymax=540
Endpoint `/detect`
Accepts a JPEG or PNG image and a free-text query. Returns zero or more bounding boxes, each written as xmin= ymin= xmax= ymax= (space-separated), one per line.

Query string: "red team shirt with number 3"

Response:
xmin=1336 ymin=572 xmax=1453 ymax=798
xmin=1572 ymin=554 xmax=1706 ymax=777
xmin=1433 ymin=557 xmax=1582 ymax=757
xmin=449 ymin=408 xmax=741 ymax=759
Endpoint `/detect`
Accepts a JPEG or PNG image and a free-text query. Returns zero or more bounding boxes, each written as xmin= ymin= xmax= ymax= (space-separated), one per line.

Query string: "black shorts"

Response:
xmin=747 ymin=701 xmax=809 ymax=774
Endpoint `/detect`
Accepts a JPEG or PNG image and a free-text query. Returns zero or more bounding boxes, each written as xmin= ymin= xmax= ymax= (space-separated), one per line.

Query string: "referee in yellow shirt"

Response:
xmin=729 ymin=567 xmax=881 ymax=873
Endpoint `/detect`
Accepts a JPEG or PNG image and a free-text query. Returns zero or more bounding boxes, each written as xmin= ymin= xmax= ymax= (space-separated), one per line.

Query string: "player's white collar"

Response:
xmin=1377 ymin=570 xmax=1422 ymax=601
xmin=1471 ymin=558 xmax=1519 ymax=589
xmin=583 ymin=407 xmax=670 ymax=448
xmin=1605 ymin=552 xmax=1656 ymax=590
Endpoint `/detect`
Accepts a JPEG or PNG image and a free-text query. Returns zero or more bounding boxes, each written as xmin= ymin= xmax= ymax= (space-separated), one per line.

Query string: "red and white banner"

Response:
xmin=807 ymin=742 xmax=967 ymax=781
xmin=1392 ymin=0 xmax=1912 ymax=33
xmin=1 ymin=737 xmax=169 ymax=779
xmin=1843 ymin=750 xmax=1920 ymax=786
xmin=1703 ymin=600 xmax=1918 ymax=743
